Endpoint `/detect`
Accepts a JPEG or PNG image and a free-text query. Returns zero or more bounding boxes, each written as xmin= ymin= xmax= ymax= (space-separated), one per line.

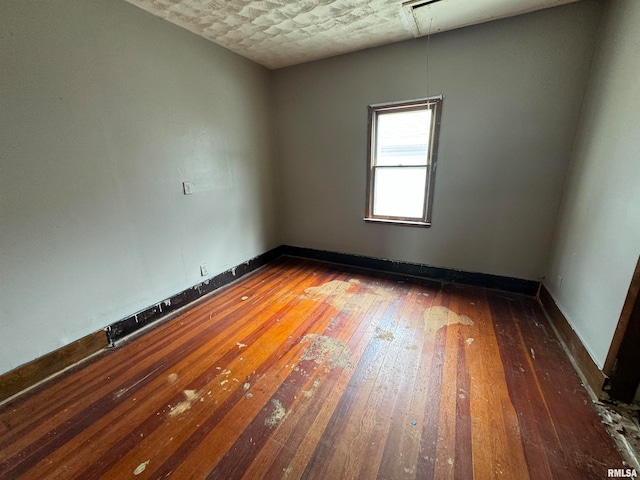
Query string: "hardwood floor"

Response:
xmin=0 ymin=257 xmax=623 ymax=479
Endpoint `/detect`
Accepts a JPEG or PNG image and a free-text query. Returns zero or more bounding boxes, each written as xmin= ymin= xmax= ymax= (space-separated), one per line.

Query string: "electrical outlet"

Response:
xmin=200 ymin=263 xmax=208 ymax=277
xmin=183 ymin=181 xmax=194 ymax=195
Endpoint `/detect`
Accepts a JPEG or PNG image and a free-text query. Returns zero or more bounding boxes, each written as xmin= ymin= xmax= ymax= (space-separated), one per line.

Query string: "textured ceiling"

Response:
xmin=124 ymin=0 xmax=580 ymax=70
xmin=125 ymin=0 xmax=412 ymax=69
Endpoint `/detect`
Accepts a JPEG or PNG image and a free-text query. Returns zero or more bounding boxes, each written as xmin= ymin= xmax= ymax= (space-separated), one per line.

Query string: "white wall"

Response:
xmin=272 ymin=1 xmax=602 ymax=281
xmin=0 ymin=1 xmax=278 ymax=375
xmin=545 ymin=0 xmax=640 ymax=369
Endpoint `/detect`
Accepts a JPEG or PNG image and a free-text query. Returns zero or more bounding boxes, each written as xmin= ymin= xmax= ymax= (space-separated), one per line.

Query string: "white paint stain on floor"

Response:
xmin=375 ymin=326 xmax=394 ymax=342
xmin=303 ymin=279 xmax=392 ymax=313
xmin=169 ymin=390 xmax=199 ymax=417
xmin=265 ymin=398 xmax=286 ymax=427
xmin=133 ymin=460 xmax=149 ymax=475
xmin=301 ymin=334 xmax=352 ymax=369
xmin=423 ymin=306 xmax=474 ymax=335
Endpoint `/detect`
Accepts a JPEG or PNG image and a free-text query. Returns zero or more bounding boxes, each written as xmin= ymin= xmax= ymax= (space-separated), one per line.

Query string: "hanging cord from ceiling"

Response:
xmin=426 ymin=17 xmax=433 ymax=97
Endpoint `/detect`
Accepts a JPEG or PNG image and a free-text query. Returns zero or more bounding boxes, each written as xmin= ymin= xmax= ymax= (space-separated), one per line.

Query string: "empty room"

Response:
xmin=1 ymin=0 xmax=639 ymax=478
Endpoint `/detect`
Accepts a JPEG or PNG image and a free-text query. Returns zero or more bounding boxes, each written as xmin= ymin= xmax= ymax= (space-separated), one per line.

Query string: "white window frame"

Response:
xmin=364 ymin=96 xmax=443 ymax=227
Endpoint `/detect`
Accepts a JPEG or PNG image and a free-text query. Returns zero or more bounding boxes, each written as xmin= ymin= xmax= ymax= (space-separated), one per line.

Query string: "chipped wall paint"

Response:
xmin=105 ymin=247 xmax=283 ymax=345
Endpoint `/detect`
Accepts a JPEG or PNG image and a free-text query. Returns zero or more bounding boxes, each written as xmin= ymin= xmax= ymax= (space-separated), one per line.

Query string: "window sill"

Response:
xmin=364 ymin=217 xmax=432 ymax=228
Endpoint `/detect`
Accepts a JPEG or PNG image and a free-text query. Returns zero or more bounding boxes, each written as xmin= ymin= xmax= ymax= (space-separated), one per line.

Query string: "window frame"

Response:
xmin=364 ymin=96 xmax=443 ymax=227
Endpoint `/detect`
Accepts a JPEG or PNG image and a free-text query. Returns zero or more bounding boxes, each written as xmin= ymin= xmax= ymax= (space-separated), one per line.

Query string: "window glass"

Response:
xmin=375 ymin=110 xmax=432 ymax=167
xmin=365 ymin=97 xmax=442 ymax=226
xmin=373 ymin=167 xmax=427 ymax=218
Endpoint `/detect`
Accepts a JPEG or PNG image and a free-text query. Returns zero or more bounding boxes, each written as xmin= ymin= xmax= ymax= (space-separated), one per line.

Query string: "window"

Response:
xmin=365 ymin=97 xmax=442 ymax=226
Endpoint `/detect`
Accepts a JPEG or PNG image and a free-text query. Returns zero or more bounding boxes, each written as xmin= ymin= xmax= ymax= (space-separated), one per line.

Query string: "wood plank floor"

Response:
xmin=0 ymin=257 xmax=623 ymax=479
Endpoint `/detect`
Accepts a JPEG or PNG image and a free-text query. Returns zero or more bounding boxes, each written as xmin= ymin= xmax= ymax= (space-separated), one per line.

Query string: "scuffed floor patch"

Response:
xmin=375 ymin=326 xmax=394 ymax=342
xmin=304 ymin=279 xmax=359 ymax=299
xmin=594 ymin=401 xmax=640 ymax=470
xmin=169 ymin=390 xmax=199 ymax=417
xmin=303 ymin=279 xmax=392 ymax=312
xmin=282 ymin=465 xmax=293 ymax=478
xmin=424 ymin=306 xmax=473 ymax=335
xmin=303 ymin=380 xmax=321 ymax=399
xmin=301 ymin=334 xmax=352 ymax=369
xmin=265 ymin=398 xmax=286 ymax=427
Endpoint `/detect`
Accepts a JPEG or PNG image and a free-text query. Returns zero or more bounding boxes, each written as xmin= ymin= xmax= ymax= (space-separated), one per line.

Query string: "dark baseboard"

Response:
xmin=0 ymin=330 xmax=107 ymax=404
xmin=0 ymin=246 xmax=284 ymax=404
xmin=105 ymin=245 xmax=285 ymax=345
xmin=1 ymin=244 xmax=540 ymax=404
xmin=281 ymin=245 xmax=539 ymax=296
xmin=538 ymin=284 xmax=607 ymax=397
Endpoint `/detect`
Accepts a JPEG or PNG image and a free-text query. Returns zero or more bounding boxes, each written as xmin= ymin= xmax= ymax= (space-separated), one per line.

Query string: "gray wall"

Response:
xmin=545 ymin=0 xmax=640 ymax=369
xmin=0 ymin=1 xmax=278 ymax=375
xmin=2 ymin=0 xmax=628 ymax=379
xmin=272 ymin=1 xmax=602 ymax=281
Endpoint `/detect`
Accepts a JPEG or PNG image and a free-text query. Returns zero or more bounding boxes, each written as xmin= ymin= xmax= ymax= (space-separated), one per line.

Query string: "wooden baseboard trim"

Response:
xmin=0 ymin=330 xmax=107 ymax=404
xmin=282 ymin=245 xmax=540 ymax=296
xmin=538 ymin=284 xmax=607 ymax=397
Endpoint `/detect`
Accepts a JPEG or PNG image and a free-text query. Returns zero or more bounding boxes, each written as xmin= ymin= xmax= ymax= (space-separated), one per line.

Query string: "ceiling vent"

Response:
xmin=400 ymin=0 xmax=448 ymax=37
xmin=401 ymin=0 xmax=579 ymax=38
